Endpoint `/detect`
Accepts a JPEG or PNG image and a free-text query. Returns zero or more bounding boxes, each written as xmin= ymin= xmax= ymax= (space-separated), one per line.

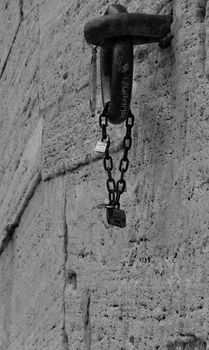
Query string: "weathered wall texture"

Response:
xmin=0 ymin=0 xmax=209 ymax=349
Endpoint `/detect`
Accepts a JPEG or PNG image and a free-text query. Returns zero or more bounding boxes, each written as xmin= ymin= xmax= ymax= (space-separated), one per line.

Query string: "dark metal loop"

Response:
xmin=106 ymin=178 xmax=116 ymax=193
xmin=123 ymin=135 xmax=132 ymax=150
xmin=101 ymin=134 xmax=110 ymax=145
xmin=119 ymin=169 xmax=125 ymax=180
xmin=108 ymin=192 xmax=115 ymax=204
xmin=115 ymin=193 xmax=121 ymax=208
xmin=107 ymin=168 xmax=112 ymax=178
xmin=99 ymin=114 xmax=108 ymax=128
xmin=119 ymin=158 xmax=129 ymax=173
xmin=116 ymin=179 xmax=126 ymax=194
xmin=104 ymin=156 xmax=113 ymax=171
xmin=101 ymin=101 xmax=110 ymax=116
xmin=126 ymin=111 xmax=134 ymax=127
xmin=99 ymin=102 xmax=110 ymax=131
xmin=123 ymin=148 xmax=129 ymax=161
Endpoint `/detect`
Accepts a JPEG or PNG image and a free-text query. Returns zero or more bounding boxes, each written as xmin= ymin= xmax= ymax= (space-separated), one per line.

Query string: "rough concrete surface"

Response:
xmin=1 ymin=0 xmax=209 ymax=349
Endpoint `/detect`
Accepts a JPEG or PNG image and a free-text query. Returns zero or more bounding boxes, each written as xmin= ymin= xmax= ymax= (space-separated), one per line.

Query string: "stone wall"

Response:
xmin=0 ymin=0 xmax=209 ymax=349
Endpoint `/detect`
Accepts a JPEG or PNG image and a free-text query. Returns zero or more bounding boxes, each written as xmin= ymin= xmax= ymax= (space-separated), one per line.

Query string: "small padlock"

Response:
xmin=106 ymin=205 xmax=126 ymax=228
xmin=95 ymin=140 xmax=107 ymax=153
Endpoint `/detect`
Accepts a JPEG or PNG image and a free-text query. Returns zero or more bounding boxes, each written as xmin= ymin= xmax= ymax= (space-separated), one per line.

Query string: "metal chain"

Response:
xmin=99 ymin=102 xmax=134 ymax=209
xmin=99 ymin=102 xmax=115 ymax=204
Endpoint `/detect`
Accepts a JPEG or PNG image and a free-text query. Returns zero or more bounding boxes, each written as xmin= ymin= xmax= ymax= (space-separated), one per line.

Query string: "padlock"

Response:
xmin=95 ymin=140 xmax=107 ymax=153
xmin=106 ymin=206 xmax=126 ymax=228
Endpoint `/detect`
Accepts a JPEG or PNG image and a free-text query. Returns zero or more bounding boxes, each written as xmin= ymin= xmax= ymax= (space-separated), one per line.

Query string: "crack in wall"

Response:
xmin=81 ymin=288 xmax=92 ymax=350
xmin=0 ymin=24 xmax=21 ymax=80
xmin=0 ymin=0 xmax=24 ymax=81
xmin=0 ymin=172 xmax=42 ymax=255
xmin=19 ymin=0 xmax=24 ymax=20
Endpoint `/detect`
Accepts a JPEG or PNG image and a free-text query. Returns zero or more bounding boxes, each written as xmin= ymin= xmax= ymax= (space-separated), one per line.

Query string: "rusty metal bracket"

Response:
xmin=84 ymin=12 xmax=173 ymax=48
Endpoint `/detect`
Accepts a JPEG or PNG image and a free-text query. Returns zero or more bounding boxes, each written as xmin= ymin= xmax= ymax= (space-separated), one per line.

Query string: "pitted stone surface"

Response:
xmin=1 ymin=0 xmax=209 ymax=349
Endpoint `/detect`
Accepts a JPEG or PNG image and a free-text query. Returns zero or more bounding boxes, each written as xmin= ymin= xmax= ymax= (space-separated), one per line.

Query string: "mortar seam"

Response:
xmin=42 ymin=140 xmax=124 ymax=181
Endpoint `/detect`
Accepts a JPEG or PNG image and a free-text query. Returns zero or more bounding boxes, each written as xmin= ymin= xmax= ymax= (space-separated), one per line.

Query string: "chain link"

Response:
xmin=99 ymin=103 xmax=134 ymax=208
